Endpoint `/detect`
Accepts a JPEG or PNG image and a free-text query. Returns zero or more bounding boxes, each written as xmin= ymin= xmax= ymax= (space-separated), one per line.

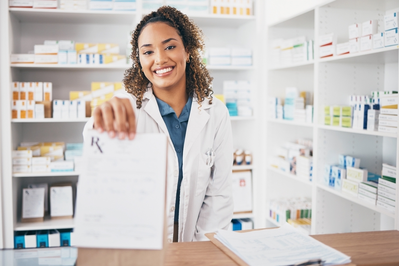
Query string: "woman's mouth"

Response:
xmin=154 ymin=67 xmax=174 ymax=75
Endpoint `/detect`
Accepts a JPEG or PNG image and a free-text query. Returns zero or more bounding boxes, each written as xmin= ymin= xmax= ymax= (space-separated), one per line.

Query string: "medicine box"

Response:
xmin=384 ymin=12 xmax=398 ymax=31
xmin=13 ymin=165 xmax=31 ymax=173
xmin=33 ymin=0 xmax=57 ymax=8
xmin=12 ymin=150 xmax=33 ymax=158
xmin=67 ymin=50 xmax=77 ymax=64
xmin=113 ymin=0 xmax=137 ymax=11
xmin=349 ymin=38 xmax=359 ymax=53
xmin=58 ymin=51 xmax=67 ymax=64
xmin=347 ymin=167 xmax=368 ymax=182
xmin=19 ymin=83 xmax=27 ymax=100
xmin=232 ymin=170 xmax=252 ymax=212
xmin=36 ymin=231 xmax=49 ymax=248
xmin=34 ymin=82 xmax=43 ymax=101
xmin=345 ymin=156 xmax=361 ymax=168
xmin=385 ymin=28 xmax=399 ymax=47
xmin=90 ymin=1 xmax=113 ymax=10
xmin=336 ymin=42 xmax=350 ymax=55
xmin=373 ymin=33 xmax=384 ymax=49
xmin=319 ymin=33 xmax=335 ymax=47
xmin=319 ymin=44 xmax=335 ymax=58
xmin=359 ymin=181 xmax=378 ymax=194
xmin=32 ymin=157 xmax=51 ymax=165
xmin=17 ymin=146 xmax=40 ymax=156
xmin=362 ymin=20 xmax=378 ymax=36
xmin=50 ymin=161 xmax=74 ymax=172
xmin=11 ymin=82 xmax=19 ymax=100
xmin=12 ymin=157 xmax=32 ymax=165
xmin=9 ymin=0 xmax=34 ymax=8
xmin=10 ymin=54 xmax=35 ymax=64
xmin=342 ymin=179 xmax=359 ymax=197
xmin=103 ymin=55 xmax=126 ymax=64
xmin=27 ymin=100 xmax=35 ymax=119
xmin=43 ymin=82 xmax=52 ymax=101
xmin=332 ymin=166 xmax=346 ymax=190
xmin=209 ymin=47 xmax=231 ymax=57
xmin=380 ymin=94 xmax=398 ymax=109
xmin=34 ymin=45 xmax=58 ymax=55
xmin=349 ymin=24 xmax=362 ymax=39
xmin=35 ymin=55 xmax=58 ymax=64
xmin=379 ymin=125 xmax=398 ymax=133
xmin=360 ymin=35 xmax=373 ymax=51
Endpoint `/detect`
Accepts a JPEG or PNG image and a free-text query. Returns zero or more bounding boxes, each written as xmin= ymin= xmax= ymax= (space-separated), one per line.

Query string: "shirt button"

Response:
xmin=175 ymin=124 xmax=180 ymax=129
xmin=171 ymin=206 xmax=175 ymax=212
xmin=168 ymin=238 xmax=172 ymax=243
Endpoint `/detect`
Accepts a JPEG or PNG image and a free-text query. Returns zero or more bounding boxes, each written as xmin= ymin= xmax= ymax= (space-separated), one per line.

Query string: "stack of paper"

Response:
xmin=214 ymin=224 xmax=351 ymax=266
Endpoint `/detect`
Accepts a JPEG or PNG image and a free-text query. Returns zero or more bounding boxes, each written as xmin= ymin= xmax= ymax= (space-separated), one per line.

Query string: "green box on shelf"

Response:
xmin=341 ymin=116 xmax=352 ymax=128
xmin=324 ymin=106 xmax=330 ymax=116
xmin=332 ymin=116 xmax=340 ymax=126
xmin=332 ymin=106 xmax=341 ymax=117
xmin=324 ymin=116 xmax=331 ymax=125
xmin=341 ymin=106 xmax=353 ymax=117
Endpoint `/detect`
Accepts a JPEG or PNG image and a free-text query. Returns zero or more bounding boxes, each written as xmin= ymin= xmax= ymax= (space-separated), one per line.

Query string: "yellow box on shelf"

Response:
xmin=103 ymin=55 xmax=126 ymax=65
xmin=70 ymin=91 xmax=92 ymax=101
xmin=75 ymin=43 xmax=120 ymax=54
xmin=91 ymin=92 xmax=114 ymax=108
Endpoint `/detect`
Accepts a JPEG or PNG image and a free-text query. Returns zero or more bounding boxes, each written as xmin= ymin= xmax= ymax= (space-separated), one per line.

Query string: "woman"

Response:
xmin=88 ymin=6 xmax=233 ymax=242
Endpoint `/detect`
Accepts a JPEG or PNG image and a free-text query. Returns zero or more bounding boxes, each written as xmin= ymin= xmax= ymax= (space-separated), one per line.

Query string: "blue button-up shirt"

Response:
xmin=156 ymin=96 xmax=192 ymax=223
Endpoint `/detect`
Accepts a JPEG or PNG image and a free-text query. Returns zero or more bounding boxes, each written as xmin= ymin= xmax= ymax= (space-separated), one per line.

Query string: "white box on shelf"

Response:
xmin=362 ymin=20 xmax=378 ymax=36
xmin=113 ymin=0 xmax=136 ymax=11
xmin=32 ymin=157 xmax=51 ymax=165
xmin=12 ymin=150 xmax=33 ymax=158
xmin=48 ymin=230 xmax=61 ymax=247
xmin=209 ymin=57 xmax=231 ymax=66
xmin=10 ymin=54 xmax=35 ymax=64
xmin=231 ymin=57 xmax=252 ymax=66
xmin=319 ymin=44 xmax=335 ymax=58
xmin=49 ymin=161 xmax=74 ymax=172
xmin=385 ymin=28 xmax=399 ymax=47
xmin=35 ymin=55 xmax=58 ymax=64
xmin=347 ymin=167 xmax=368 ymax=183
xmin=209 ymin=48 xmax=231 ymax=57
xmin=89 ymin=1 xmax=113 ymax=10
xmin=61 ymin=100 xmax=69 ymax=119
xmin=342 ymin=179 xmax=359 ymax=197
xmin=384 ymin=12 xmax=398 ymax=31
xmin=349 ymin=38 xmax=359 ymax=53
xmin=12 ymin=157 xmax=32 ymax=165
xmin=77 ymin=100 xmax=87 ymax=118
xmin=232 ymin=170 xmax=252 ymax=213
xmin=9 ymin=1 xmax=34 ymax=8
xmin=231 ymin=48 xmax=252 ymax=57
xmin=319 ymin=33 xmax=335 ymax=47
xmin=34 ymin=45 xmax=58 ymax=55
xmin=33 ymin=82 xmax=43 ymax=102
xmin=67 ymin=50 xmax=77 ymax=64
xmin=360 ymin=35 xmax=373 ymax=51
xmin=349 ymin=24 xmax=362 ymax=39
xmin=33 ymin=0 xmax=57 ymax=8
xmin=336 ymin=42 xmax=350 ymax=56
xmin=13 ymin=165 xmax=31 ymax=173
xmin=373 ymin=32 xmax=384 ymax=49
xmin=43 ymin=82 xmax=52 ymax=101
xmin=69 ymin=101 xmax=78 ymax=119
xmin=35 ymin=104 xmax=44 ymax=119
xmin=50 ymin=186 xmax=73 ymax=217
xmin=58 ymin=51 xmax=67 ymax=64
xmin=32 ymin=164 xmax=50 ymax=173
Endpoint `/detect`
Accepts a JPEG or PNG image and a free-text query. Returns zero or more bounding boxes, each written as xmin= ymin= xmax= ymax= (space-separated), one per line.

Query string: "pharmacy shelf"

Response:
xmin=267 ymin=166 xmax=312 ymax=186
xmin=230 ymin=116 xmax=256 ymax=121
xmin=13 ymin=172 xmax=80 ymax=178
xmin=206 ymin=65 xmax=254 ymax=71
xmin=233 ymin=212 xmax=255 ymax=219
xmin=232 ymin=165 xmax=254 ymax=171
xmin=12 ymin=118 xmax=90 ymax=123
xmin=10 ymin=64 xmax=129 ymax=70
xmin=9 ymin=8 xmax=136 ymax=25
xmin=316 ymin=184 xmax=396 ymax=219
xmin=268 ymin=119 xmax=313 ymax=128
xmin=268 ymin=61 xmax=314 ymax=71
xmin=15 ymin=217 xmax=74 ymax=231
xmin=318 ymin=125 xmax=397 ymax=138
xmin=189 ymin=14 xmax=256 ymax=28
xmin=318 ymin=46 xmax=399 ymax=64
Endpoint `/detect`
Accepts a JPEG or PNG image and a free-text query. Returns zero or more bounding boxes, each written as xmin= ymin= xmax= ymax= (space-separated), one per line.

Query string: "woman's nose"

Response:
xmin=155 ymin=49 xmax=168 ymax=65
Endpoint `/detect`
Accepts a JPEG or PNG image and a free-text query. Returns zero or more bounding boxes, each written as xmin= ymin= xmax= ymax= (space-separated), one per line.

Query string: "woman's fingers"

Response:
xmin=92 ymin=97 xmax=137 ymax=140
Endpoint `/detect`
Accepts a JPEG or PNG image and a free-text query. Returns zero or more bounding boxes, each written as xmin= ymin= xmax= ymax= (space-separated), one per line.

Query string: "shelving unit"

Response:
xmin=264 ymin=0 xmax=399 ymax=235
xmin=0 ymin=1 xmax=263 ymax=248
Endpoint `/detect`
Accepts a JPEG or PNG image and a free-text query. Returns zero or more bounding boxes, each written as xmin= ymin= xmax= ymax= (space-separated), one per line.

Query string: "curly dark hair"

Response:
xmin=123 ymin=6 xmax=214 ymax=109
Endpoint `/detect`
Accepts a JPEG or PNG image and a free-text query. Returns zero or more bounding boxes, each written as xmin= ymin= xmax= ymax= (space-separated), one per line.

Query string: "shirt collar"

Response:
xmin=155 ymin=96 xmax=193 ymax=121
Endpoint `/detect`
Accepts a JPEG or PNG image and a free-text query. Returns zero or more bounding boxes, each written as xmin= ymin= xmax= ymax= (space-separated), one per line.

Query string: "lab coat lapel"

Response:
xmin=143 ymin=91 xmax=169 ymax=136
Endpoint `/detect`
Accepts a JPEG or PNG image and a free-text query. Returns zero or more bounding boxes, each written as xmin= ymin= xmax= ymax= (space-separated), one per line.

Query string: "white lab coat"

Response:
xmin=83 ymin=87 xmax=234 ymax=242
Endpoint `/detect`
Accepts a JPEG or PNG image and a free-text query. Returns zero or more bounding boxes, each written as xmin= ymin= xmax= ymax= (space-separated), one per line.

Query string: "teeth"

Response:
xmin=156 ymin=67 xmax=172 ymax=74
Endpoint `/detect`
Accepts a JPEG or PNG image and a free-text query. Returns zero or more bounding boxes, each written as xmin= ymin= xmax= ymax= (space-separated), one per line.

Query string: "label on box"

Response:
xmin=336 ymin=42 xmax=350 ymax=55
xmin=379 ymin=178 xmax=396 ymax=189
xmin=385 ymin=12 xmax=398 ymax=31
xmin=349 ymin=38 xmax=359 ymax=53
xmin=349 ymin=24 xmax=362 ymax=39
xmin=347 ymin=167 xmax=367 ymax=182
xmin=10 ymin=54 xmax=35 ymax=64
xmin=385 ymin=28 xmax=399 ymax=47
xmin=342 ymin=179 xmax=359 ymax=197
xmin=319 ymin=33 xmax=335 ymax=47
xmin=360 ymin=35 xmax=373 ymax=51
xmin=373 ymin=33 xmax=384 ymax=49
xmin=319 ymin=45 xmax=335 ymax=58
xmin=362 ymin=20 xmax=377 ymax=36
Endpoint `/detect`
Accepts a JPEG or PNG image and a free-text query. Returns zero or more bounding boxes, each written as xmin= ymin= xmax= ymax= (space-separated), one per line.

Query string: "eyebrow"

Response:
xmin=140 ymin=38 xmax=178 ymax=49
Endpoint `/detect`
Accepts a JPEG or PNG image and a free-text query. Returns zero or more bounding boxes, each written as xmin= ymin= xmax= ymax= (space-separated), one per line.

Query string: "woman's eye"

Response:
xmin=143 ymin=51 xmax=153 ymax=55
xmin=166 ymin=46 xmax=176 ymax=50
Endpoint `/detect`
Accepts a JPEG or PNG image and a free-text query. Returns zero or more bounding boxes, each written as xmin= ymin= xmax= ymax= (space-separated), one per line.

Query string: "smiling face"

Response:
xmin=138 ymin=22 xmax=189 ymax=95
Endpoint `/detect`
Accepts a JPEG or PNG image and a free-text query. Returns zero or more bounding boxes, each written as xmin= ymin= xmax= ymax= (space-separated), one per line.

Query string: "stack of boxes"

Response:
xmin=319 ymin=33 xmax=336 ymax=58
xmin=269 ymin=138 xmax=313 ymax=180
xmin=283 ymin=87 xmax=312 ymax=122
xmin=76 ymin=43 xmax=126 ymax=65
xmin=268 ymin=197 xmax=312 ymax=234
xmin=90 ymin=82 xmax=124 ymax=113
xmin=223 ymin=80 xmax=252 ymax=117
xmin=377 ymin=164 xmax=396 ymax=213
xmin=15 ymin=229 xmax=74 ymax=249
xmin=271 ymin=37 xmax=314 ymax=67
xmin=384 ymin=12 xmax=399 ymax=48
xmin=13 ymin=142 xmax=76 ymax=173
xmin=11 ymin=82 xmax=52 ymax=120
xmin=268 ymin=97 xmax=283 ymax=120
xmin=379 ymin=92 xmax=398 ymax=133
xmin=211 ymin=0 xmax=253 ymax=16
xmin=44 ymin=40 xmax=76 ymax=65
xmin=207 ymin=47 xmax=252 ymax=66
xmin=324 ymin=12 xmax=399 ymax=59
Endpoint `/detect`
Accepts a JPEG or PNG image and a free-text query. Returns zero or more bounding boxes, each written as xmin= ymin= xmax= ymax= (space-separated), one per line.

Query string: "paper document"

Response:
xmin=215 ymin=224 xmax=351 ymax=266
xmin=74 ymin=130 xmax=167 ymax=249
xmin=22 ymin=188 xmax=45 ymax=218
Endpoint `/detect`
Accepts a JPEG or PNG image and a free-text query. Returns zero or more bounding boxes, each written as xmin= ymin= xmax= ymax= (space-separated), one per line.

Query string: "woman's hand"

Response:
xmin=93 ymin=97 xmax=136 ymax=140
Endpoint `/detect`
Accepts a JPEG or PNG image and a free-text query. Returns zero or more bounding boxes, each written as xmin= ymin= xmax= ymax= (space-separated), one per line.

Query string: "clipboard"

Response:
xmin=205 ymin=232 xmax=248 ymax=266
